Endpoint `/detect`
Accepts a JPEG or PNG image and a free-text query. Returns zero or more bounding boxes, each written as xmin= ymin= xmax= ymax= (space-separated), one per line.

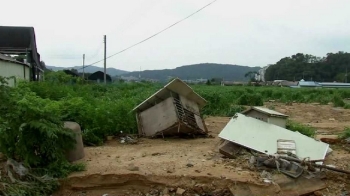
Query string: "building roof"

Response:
xmin=132 ymin=78 xmax=207 ymax=112
xmin=242 ymin=106 xmax=289 ymax=118
xmin=88 ymin=71 xmax=112 ymax=81
xmin=0 ymin=26 xmax=42 ymax=70
xmin=298 ymin=80 xmax=322 ymax=87
xmin=218 ymin=113 xmax=329 ymax=161
xmin=0 ymin=53 xmax=29 ymax=67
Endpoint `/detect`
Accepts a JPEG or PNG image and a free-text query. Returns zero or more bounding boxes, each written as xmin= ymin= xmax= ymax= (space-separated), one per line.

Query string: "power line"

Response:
xmin=80 ymin=0 xmax=218 ymax=70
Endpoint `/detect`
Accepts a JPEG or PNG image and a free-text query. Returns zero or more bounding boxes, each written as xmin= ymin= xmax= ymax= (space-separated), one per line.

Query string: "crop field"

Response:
xmin=1 ymin=72 xmax=350 ymax=195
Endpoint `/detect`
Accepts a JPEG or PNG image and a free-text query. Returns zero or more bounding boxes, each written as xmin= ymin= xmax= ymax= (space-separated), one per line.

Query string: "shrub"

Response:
xmin=0 ymin=85 xmax=76 ymax=169
xmin=286 ymin=120 xmax=316 ymax=137
xmin=237 ymin=93 xmax=263 ymax=106
xmin=333 ymin=95 xmax=345 ymax=107
xmin=344 ymin=104 xmax=350 ymax=109
xmin=339 ymin=127 xmax=350 ymax=139
xmin=226 ymin=105 xmax=245 ymax=116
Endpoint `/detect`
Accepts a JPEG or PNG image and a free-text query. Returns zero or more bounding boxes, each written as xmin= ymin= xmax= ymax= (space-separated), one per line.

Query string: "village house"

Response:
xmin=132 ymin=78 xmax=208 ymax=137
xmin=0 ymin=26 xmax=44 ymax=81
xmin=88 ymin=71 xmax=112 ymax=83
xmin=0 ymin=54 xmax=30 ymax=86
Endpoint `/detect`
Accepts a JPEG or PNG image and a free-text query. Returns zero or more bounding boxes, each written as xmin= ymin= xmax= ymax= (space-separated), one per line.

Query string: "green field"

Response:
xmin=1 ymin=72 xmax=350 ymax=195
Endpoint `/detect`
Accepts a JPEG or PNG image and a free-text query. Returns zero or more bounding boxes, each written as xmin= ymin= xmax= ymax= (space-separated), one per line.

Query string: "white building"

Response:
xmin=255 ymin=65 xmax=270 ymax=82
xmin=0 ymin=54 xmax=30 ymax=87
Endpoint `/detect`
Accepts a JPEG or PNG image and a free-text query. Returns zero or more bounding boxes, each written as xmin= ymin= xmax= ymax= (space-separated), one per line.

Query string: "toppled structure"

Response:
xmin=218 ymin=113 xmax=329 ymax=162
xmin=241 ymin=106 xmax=289 ymax=128
xmin=132 ymin=78 xmax=208 ymax=137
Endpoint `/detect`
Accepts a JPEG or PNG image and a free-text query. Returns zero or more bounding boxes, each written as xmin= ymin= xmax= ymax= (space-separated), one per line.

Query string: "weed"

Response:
xmin=286 ymin=120 xmax=316 ymax=137
xmin=339 ymin=127 xmax=350 ymax=139
xmin=333 ymin=95 xmax=345 ymax=107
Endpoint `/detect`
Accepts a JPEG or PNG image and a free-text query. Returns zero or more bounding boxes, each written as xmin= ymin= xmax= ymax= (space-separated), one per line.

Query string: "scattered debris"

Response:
xmin=127 ymin=164 xmax=140 ymax=171
xmin=218 ymin=114 xmax=329 ymax=161
xmin=219 ymin=140 xmax=242 ymax=159
xmin=186 ymin=163 xmax=194 ymax=167
xmin=176 ymin=187 xmax=186 ymax=195
xmin=2 ymin=159 xmax=59 ymax=195
xmin=277 ymin=139 xmax=297 ymax=155
xmin=256 ymin=155 xmax=350 ymax=175
xmin=120 ymin=135 xmax=138 ymax=144
xmin=345 ymin=137 xmax=350 ymax=144
xmin=131 ymin=78 xmax=208 ymax=137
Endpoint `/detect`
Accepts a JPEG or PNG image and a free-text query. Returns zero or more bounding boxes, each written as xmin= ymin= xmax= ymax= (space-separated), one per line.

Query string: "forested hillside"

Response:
xmin=122 ymin=63 xmax=260 ymax=81
xmin=265 ymin=52 xmax=350 ymax=82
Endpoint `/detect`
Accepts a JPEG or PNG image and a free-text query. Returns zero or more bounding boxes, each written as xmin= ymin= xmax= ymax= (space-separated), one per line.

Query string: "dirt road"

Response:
xmin=55 ymin=103 xmax=350 ymax=196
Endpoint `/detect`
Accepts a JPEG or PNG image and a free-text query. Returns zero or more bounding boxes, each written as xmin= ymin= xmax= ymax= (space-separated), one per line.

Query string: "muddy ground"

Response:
xmin=55 ymin=103 xmax=350 ymax=196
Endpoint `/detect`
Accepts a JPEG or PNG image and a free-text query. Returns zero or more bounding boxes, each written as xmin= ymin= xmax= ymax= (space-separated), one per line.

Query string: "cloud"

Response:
xmin=1 ymin=0 xmax=349 ymax=71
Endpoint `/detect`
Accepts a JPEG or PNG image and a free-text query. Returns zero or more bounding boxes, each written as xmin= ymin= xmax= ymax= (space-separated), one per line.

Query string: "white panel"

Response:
xmin=219 ymin=114 xmax=329 ymax=161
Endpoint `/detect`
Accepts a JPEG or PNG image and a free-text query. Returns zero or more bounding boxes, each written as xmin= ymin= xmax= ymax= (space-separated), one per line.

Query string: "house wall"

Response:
xmin=179 ymin=95 xmax=200 ymax=114
xmin=244 ymin=110 xmax=269 ymax=122
xmin=139 ymin=97 xmax=178 ymax=137
xmin=244 ymin=110 xmax=286 ymax=128
xmin=0 ymin=61 xmax=30 ymax=87
xmin=267 ymin=117 xmax=286 ymax=128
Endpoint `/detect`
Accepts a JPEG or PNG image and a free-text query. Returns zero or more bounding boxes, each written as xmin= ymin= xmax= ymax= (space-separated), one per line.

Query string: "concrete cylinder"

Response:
xmin=64 ymin=121 xmax=85 ymax=162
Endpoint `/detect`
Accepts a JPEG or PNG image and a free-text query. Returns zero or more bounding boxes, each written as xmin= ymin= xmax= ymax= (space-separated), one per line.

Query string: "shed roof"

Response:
xmin=132 ymin=78 xmax=207 ymax=112
xmin=0 ymin=26 xmax=41 ymax=70
xmin=0 ymin=53 xmax=29 ymax=67
xmin=218 ymin=113 xmax=329 ymax=161
xmin=242 ymin=106 xmax=288 ymax=118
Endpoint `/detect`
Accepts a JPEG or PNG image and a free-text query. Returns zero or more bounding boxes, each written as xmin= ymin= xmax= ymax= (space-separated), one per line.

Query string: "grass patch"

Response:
xmin=339 ymin=127 xmax=350 ymax=139
xmin=286 ymin=120 xmax=316 ymax=137
xmin=333 ymin=95 xmax=345 ymax=107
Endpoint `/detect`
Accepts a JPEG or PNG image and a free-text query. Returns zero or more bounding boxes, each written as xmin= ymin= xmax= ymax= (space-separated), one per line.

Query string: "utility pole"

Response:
xmin=82 ymin=54 xmax=85 ymax=79
xmin=104 ymin=35 xmax=107 ymax=84
xmin=346 ymin=67 xmax=348 ymax=83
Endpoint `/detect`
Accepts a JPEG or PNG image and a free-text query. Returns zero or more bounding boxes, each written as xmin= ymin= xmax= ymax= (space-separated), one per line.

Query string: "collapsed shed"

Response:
xmin=132 ymin=78 xmax=208 ymax=137
xmin=219 ymin=113 xmax=329 ymax=162
xmin=242 ymin=106 xmax=289 ymax=128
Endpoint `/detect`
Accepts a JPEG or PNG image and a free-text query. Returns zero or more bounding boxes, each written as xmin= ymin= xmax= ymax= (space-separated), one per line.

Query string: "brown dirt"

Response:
xmin=266 ymin=102 xmax=350 ymax=134
xmin=55 ymin=103 xmax=350 ymax=196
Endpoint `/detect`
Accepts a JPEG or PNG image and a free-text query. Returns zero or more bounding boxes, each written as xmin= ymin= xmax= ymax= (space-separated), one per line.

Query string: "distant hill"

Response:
xmin=122 ymin=63 xmax=261 ymax=81
xmin=46 ymin=65 xmax=129 ymax=76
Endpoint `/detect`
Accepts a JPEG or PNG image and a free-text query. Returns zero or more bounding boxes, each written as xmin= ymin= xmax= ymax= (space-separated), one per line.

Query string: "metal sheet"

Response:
xmin=132 ymin=78 xmax=207 ymax=112
xmin=218 ymin=114 xmax=329 ymax=161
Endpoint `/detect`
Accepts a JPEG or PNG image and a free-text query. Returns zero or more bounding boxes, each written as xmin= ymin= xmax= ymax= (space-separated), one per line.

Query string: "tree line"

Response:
xmin=265 ymin=52 xmax=350 ymax=82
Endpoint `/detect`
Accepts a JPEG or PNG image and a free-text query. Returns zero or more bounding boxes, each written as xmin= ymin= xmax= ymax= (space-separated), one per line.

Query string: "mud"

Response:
xmin=55 ymin=103 xmax=350 ymax=196
xmin=55 ymin=174 xmax=246 ymax=196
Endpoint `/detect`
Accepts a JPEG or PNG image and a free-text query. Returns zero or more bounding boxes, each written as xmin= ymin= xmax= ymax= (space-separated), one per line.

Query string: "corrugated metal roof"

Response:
xmin=242 ymin=106 xmax=288 ymax=118
xmin=218 ymin=114 xmax=329 ymax=161
xmin=0 ymin=53 xmax=29 ymax=66
xmin=298 ymin=81 xmax=321 ymax=87
xmin=132 ymin=78 xmax=207 ymax=112
xmin=320 ymin=82 xmax=350 ymax=86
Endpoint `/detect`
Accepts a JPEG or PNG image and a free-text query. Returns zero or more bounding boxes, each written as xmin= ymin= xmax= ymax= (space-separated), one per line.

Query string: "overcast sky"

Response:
xmin=1 ymin=0 xmax=350 ymax=71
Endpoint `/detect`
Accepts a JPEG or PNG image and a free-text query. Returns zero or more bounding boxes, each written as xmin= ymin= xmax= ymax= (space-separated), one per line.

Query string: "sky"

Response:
xmin=1 ymin=0 xmax=350 ymax=71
